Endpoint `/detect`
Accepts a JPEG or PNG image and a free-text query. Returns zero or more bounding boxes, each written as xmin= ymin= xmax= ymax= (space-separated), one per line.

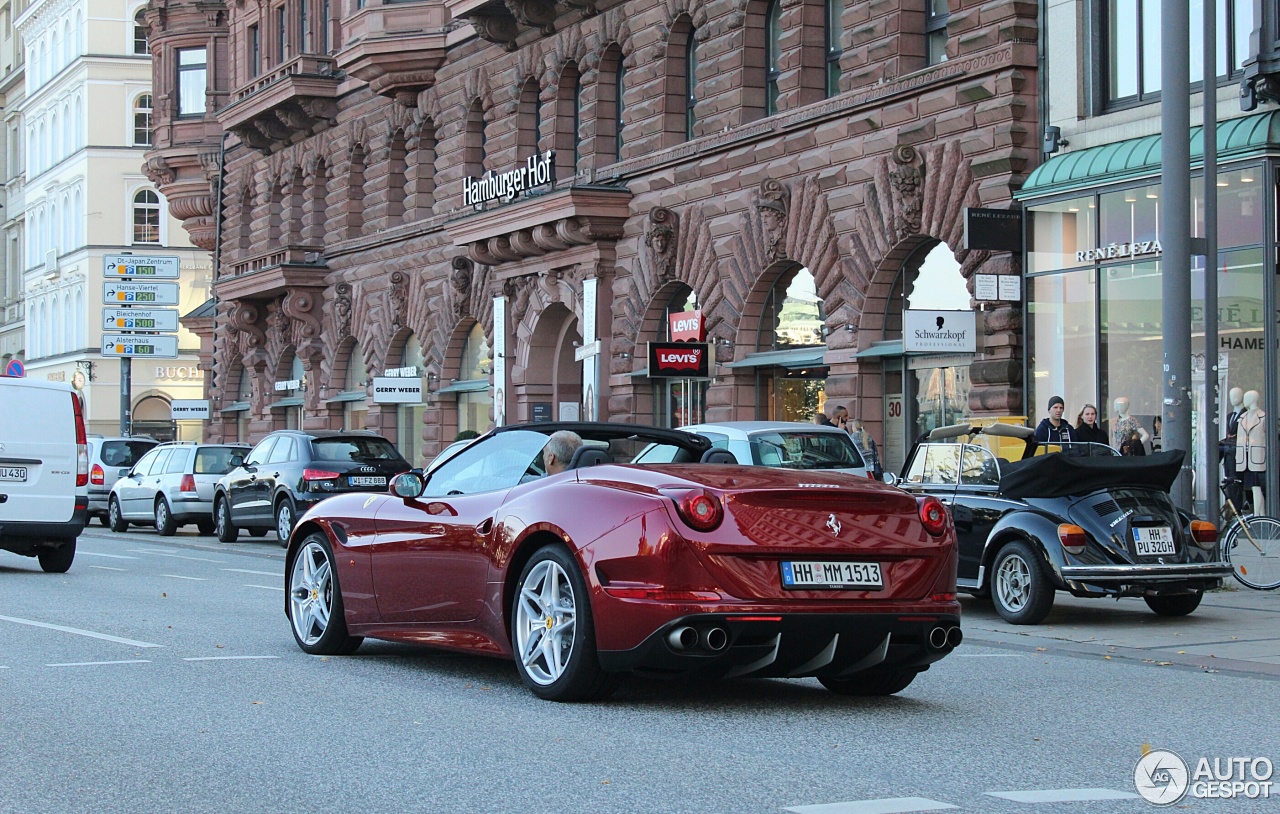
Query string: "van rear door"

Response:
xmin=0 ymin=380 xmax=79 ymax=523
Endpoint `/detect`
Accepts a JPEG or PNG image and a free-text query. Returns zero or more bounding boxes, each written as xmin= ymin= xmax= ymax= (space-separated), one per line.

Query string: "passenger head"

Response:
xmin=813 ymin=411 xmax=832 ymax=426
xmin=542 ymin=430 xmax=583 ymax=475
xmin=1077 ymin=404 xmax=1098 ymax=427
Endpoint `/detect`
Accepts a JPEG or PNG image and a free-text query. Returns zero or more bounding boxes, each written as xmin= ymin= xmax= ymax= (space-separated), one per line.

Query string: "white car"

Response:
xmin=674 ymin=421 xmax=870 ymax=478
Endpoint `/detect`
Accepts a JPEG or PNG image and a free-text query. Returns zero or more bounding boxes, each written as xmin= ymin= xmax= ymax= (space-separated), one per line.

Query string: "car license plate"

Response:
xmin=1133 ymin=526 xmax=1176 ymax=556
xmin=781 ymin=560 xmax=883 ymax=590
xmin=348 ymin=476 xmax=386 ymax=487
xmin=0 ymin=466 xmax=27 ymax=482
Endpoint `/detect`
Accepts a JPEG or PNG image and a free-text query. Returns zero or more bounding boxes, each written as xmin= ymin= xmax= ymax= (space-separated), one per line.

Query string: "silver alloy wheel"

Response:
xmin=109 ymin=500 xmax=121 ymax=526
xmin=995 ymin=553 xmax=1032 ymax=612
xmin=514 ymin=559 xmax=578 ymax=686
xmin=155 ymin=501 xmax=168 ymax=528
xmin=289 ymin=540 xmax=333 ymax=647
xmin=216 ymin=500 xmax=229 ymax=534
xmin=277 ymin=502 xmax=293 ymax=541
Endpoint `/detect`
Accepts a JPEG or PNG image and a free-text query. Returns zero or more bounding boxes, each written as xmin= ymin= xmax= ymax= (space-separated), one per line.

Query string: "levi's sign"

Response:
xmin=668 ymin=310 xmax=705 ymax=342
xmin=463 ymin=151 xmax=555 ymax=207
xmin=648 ymin=342 xmax=711 ymax=378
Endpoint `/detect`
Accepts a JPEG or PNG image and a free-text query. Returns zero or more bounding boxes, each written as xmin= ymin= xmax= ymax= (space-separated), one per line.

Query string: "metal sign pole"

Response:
xmin=121 ymin=356 xmax=132 ymax=435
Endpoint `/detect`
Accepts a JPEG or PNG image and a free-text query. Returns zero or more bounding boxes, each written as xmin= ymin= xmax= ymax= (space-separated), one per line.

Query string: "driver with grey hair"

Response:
xmin=542 ymin=430 xmax=583 ymax=476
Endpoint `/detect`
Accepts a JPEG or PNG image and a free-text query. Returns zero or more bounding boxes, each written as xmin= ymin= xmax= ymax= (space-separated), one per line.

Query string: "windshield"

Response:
xmin=748 ymin=431 xmax=865 ymax=470
xmin=424 ymin=430 xmax=550 ymax=496
xmin=311 ymin=437 xmax=405 ymax=463
xmin=99 ymin=440 xmax=157 ymax=468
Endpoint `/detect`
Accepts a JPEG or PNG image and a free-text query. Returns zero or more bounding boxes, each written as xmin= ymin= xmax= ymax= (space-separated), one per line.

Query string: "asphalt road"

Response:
xmin=1 ymin=526 xmax=1276 ymax=814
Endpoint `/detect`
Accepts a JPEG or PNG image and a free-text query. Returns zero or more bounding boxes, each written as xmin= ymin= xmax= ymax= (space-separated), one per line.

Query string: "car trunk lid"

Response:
xmin=1064 ymin=488 xmax=1189 ymax=562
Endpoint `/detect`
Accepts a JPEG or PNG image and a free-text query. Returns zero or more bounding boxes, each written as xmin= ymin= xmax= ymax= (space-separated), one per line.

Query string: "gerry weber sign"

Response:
xmin=903 ymin=310 xmax=977 ymax=353
xmin=1076 ymin=239 xmax=1163 ymax=264
xmin=463 ymin=151 xmax=555 ymax=207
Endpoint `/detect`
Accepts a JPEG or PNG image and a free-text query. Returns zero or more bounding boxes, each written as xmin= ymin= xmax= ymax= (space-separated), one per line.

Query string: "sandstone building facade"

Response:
xmin=146 ymin=0 xmax=1038 ymax=469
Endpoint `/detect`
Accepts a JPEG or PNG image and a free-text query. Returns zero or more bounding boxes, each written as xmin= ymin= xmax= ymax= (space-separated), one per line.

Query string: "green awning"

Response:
xmin=726 ymin=347 xmax=826 ymax=370
xmin=323 ymin=390 xmax=367 ymax=404
xmin=629 ymin=368 xmax=649 ymax=378
xmin=436 ymin=378 xmax=489 ymax=394
xmin=270 ymin=397 xmax=305 ymax=408
xmin=1018 ymin=110 xmax=1280 ymax=198
xmin=220 ymin=401 xmax=250 ymax=413
xmin=855 ymin=340 xmax=906 ymax=358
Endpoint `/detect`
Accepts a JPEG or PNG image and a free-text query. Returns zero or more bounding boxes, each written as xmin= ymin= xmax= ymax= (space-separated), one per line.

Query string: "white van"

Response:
xmin=0 ymin=377 xmax=89 ymax=571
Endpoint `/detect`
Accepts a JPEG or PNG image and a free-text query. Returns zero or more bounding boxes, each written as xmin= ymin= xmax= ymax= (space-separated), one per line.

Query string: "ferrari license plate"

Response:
xmin=0 ymin=466 xmax=27 ymax=482
xmin=348 ymin=476 xmax=386 ymax=487
xmin=1133 ymin=526 xmax=1175 ymax=556
xmin=781 ymin=560 xmax=883 ymax=590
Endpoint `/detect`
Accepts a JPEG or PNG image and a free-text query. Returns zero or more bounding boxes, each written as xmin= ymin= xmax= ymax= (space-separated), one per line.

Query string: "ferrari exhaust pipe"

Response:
xmin=928 ymin=626 xmax=948 ymax=650
xmin=946 ymin=626 xmax=963 ymax=648
xmin=700 ymin=627 xmax=728 ymax=652
xmin=667 ymin=626 xmax=699 ymax=651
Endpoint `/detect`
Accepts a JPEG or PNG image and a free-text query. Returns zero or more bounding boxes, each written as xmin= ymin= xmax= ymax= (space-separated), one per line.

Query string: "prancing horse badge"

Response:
xmin=826 ymin=514 xmax=841 ymax=536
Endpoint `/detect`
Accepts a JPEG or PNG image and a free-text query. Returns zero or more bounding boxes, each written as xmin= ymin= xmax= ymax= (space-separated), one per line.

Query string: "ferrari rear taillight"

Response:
xmin=1190 ymin=520 xmax=1217 ymax=549
xmin=918 ymin=496 xmax=948 ymax=536
xmin=602 ymin=586 xmax=721 ymax=601
xmin=180 ymin=474 xmax=197 ymax=493
xmin=930 ymin=593 xmax=957 ymax=602
xmin=71 ymin=392 xmax=88 ymax=487
xmin=90 ymin=464 xmax=105 ymax=486
xmin=661 ymin=488 xmax=723 ymax=532
xmin=303 ymin=468 xmax=341 ymax=481
xmin=1058 ymin=523 xmax=1088 ymax=555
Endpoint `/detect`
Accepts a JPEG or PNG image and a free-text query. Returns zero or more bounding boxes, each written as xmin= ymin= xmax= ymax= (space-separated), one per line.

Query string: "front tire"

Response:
xmin=108 ymin=498 xmax=128 ymax=533
xmin=275 ymin=498 xmax=296 ymax=547
xmin=196 ymin=519 xmax=216 ymax=535
xmin=1145 ymin=590 xmax=1204 ymax=617
xmin=214 ymin=497 xmax=238 ymax=542
xmin=38 ymin=540 xmax=75 ymax=573
xmin=511 ymin=545 xmax=616 ymax=702
xmin=155 ymin=498 xmax=177 ymax=537
xmin=287 ymin=533 xmax=363 ymax=655
xmin=820 ymin=669 xmax=919 ymax=696
xmin=991 ymin=541 xmax=1055 ymax=625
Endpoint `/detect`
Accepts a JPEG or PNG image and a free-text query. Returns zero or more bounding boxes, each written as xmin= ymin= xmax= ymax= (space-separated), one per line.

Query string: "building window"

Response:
xmin=1105 ymin=0 xmax=1252 ymax=106
xmin=132 ymin=190 xmax=161 ymax=244
xmin=825 ymin=0 xmax=843 ymax=96
xmin=177 ymin=47 xmax=207 ymax=116
xmin=322 ymin=0 xmax=331 ymax=53
xmin=765 ymin=0 xmax=781 ymax=115
xmin=249 ymin=25 xmax=261 ymax=77
xmin=133 ymin=9 xmax=148 ymax=55
xmin=615 ymin=60 xmax=626 ymax=160
xmin=685 ymin=29 xmax=698 ymax=140
xmin=517 ymin=77 xmax=539 ymax=157
xmin=925 ymin=0 xmax=948 ymax=66
xmin=556 ymin=62 xmax=582 ymax=177
xmin=133 ymin=94 xmax=152 ymax=146
xmin=465 ymin=99 xmax=486 ymax=177
xmin=300 ymin=0 xmax=310 ymax=53
xmin=277 ymin=5 xmax=287 ymax=63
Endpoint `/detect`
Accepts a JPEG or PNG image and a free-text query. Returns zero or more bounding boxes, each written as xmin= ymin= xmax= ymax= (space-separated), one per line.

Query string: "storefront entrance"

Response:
xmin=522 ymin=303 xmax=582 ymax=422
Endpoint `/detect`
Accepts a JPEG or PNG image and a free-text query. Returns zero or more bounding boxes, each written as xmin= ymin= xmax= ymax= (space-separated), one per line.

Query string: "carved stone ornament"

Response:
xmin=469 ymin=11 xmax=519 ymax=47
xmin=450 ymin=257 xmax=474 ymax=319
xmin=227 ymin=302 xmax=266 ymax=349
xmin=888 ymin=144 xmax=924 ymax=239
xmin=267 ymin=301 xmax=290 ymax=346
xmin=333 ymin=283 xmax=353 ymax=339
xmin=645 ymin=207 xmax=678 ymax=281
xmin=281 ymin=289 xmax=324 ymax=340
xmin=144 ymin=155 xmax=175 ymax=186
xmin=504 ymin=0 xmax=556 ymax=34
xmin=387 ymin=271 xmax=410 ymax=329
xmin=503 ymin=275 xmax=536 ymax=326
xmin=757 ymin=178 xmax=791 ymax=265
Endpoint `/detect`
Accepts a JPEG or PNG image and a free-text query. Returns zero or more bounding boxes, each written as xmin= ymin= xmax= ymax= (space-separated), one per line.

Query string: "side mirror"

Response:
xmin=882 ymin=472 xmax=900 ymax=487
xmin=391 ymin=471 xmax=426 ymax=500
xmin=230 ymin=454 xmax=244 ymax=468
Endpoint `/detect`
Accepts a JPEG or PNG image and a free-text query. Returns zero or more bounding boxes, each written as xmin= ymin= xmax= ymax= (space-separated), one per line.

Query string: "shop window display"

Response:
xmin=1028 ymin=269 xmax=1097 ymax=429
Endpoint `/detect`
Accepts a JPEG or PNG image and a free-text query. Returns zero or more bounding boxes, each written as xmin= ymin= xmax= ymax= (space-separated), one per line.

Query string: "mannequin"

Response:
xmin=1112 ymin=397 xmax=1149 ymax=454
xmin=1221 ymin=387 xmax=1245 ymax=507
xmin=1235 ymin=389 xmax=1267 ymax=515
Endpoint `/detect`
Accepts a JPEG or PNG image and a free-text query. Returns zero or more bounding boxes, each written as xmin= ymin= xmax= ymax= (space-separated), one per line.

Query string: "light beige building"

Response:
xmin=15 ymin=0 xmax=212 ymax=439
xmin=0 ymin=0 xmax=27 ymax=371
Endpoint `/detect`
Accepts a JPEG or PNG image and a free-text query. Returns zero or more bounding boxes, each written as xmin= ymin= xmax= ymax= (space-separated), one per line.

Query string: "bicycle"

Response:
xmin=1218 ymin=479 xmax=1280 ymax=590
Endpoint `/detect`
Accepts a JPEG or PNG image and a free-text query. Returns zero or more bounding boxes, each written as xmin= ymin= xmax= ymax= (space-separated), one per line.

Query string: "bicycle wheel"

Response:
xmin=1223 ymin=515 xmax=1280 ymax=590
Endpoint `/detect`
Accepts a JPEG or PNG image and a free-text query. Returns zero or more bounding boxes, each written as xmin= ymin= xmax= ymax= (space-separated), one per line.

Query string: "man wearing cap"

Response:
xmin=1034 ymin=396 xmax=1076 ymax=444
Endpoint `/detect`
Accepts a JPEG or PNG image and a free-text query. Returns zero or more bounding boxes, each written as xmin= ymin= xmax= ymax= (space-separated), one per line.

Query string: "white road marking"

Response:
xmin=244 ymin=584 xmax=284 ymax=592
xmin=183 ymin=656 xmax=281 ymax=661
xmin=785 ymin=799 xmax=959 ymax=814
xmin=128 ymin=549 xmax=225 ymax=563
xmin=955 ymin=653 xmax=1025 ymax=658
xmin=88 ymin=565 xmax=128 ymax=572
xmin=159 ymin=574 xmax=210 ymax=581
xmin=0 ymin=614 xmax=163 ymax=648
xmin=47 ymin=660 xmax=152 ymax=667
xmin=78 ymin=551 xmax=139 ymax=560
xmin=984 ymin=789 xmax=1139 ymax=803
xmin=222 ymin=568 xmax=280 ymax=577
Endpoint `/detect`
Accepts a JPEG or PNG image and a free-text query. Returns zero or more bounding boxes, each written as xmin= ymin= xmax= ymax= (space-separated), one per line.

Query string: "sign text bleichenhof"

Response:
xmin=463 ymin=151 xmax=555 ymax=207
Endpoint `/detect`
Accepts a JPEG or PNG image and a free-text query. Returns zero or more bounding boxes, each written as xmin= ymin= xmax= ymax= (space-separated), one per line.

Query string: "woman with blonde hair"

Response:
xmin=1074 ymin=403 xmax=1108 ymax=444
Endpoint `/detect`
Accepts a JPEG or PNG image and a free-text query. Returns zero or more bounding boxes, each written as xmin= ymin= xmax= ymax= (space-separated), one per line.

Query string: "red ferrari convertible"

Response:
xmin=284 ymin=422 xmax=961 ymax=701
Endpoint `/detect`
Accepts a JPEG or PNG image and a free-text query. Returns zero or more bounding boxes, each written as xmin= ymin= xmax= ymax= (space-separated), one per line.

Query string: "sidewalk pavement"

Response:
xmin=959 ymin=585 xmax=1280 ymax=680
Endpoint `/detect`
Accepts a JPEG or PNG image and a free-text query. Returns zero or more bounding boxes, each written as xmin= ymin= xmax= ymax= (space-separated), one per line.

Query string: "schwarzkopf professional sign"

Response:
xmin=903 ymin=310 xmax=977 ymax=353
xmin=463 ymin=151 xmax=555 ymax=207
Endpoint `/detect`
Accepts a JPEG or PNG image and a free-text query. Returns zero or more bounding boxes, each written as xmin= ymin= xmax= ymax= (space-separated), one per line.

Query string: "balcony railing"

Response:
xmin=219 ymin=55 xmax=341 ymax=153
xmin=231 ymin=55 xmax=337 ymax=105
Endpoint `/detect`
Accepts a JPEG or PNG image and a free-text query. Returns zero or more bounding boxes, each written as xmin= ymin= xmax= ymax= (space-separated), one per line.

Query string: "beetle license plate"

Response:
xmin=348 ymin=476 xmax=386 ymax=487
xmin=781 ymin=561 xmax=883 ymax=590
xmin=0 ymin=466 xmax=27 ymax=482
xmin=1133 ymin=526 xmax=1175 ymax=556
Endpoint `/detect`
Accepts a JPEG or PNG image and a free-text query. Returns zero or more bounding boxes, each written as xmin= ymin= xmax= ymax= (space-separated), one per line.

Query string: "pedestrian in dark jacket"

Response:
xmin=1074 ymin=403 xmax=1108 ymax=444
xmin=1034 ymin=395 xmax=1075 ymax=444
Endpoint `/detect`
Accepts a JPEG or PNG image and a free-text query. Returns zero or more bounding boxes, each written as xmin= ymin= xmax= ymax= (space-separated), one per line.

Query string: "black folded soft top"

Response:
xmin=999 ymin=449 xmax=1185 ymax=499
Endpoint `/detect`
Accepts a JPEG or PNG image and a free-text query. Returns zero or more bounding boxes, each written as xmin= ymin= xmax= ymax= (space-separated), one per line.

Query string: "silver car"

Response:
xmin=86 ymin=436 xmax=159 ymax=524
xmin=108 ymin=442 xmax=250 ymax=536
xmin=676 ymin=421 xmax=870 ymax=478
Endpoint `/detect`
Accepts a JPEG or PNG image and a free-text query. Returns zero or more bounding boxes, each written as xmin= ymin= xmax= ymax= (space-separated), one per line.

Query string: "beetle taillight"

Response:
xmin=918 ymin=496 xmax=948 ymax=536
xmin=1058 ymin=523 xmax=1088 ymax=555
xmin=1190 ymin=520 xmax=1217 ymax=549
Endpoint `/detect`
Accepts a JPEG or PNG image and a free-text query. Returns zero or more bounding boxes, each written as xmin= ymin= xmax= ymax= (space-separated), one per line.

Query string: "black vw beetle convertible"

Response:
xmin=892 ymin=423 xmax=1232 ymax=624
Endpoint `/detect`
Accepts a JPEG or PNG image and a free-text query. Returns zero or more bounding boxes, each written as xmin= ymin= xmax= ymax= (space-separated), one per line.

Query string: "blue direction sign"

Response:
xmin=102 ymin=281 xmax=181 ymax=306
xmin=103 ymin=254 xmax=181 ymax=279
xmin=103 ymin=308 xmax=179 ymax=332
xmin=101 ymin=334 xmax=179 ymax=358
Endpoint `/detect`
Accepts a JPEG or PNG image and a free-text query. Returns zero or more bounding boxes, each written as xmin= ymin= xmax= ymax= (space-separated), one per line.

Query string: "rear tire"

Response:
xmin=38 ymin=540 xmax=76 ymax=573
xmin=155 ymin=498 xmax=177 ymax=537
xmin=990 ymin=541 xmax=1055 ymax=625
xmin=287 ymin=533 xmax=363 ymax=655
xmin=249 ymin=528 xmax=269 ymax=538
xmin=1144 ymin=590 xmax=1204 ymax=617
xmin=196 ymin=519 xmax=216 ymax=536
xmin=214 ymin=497 xmax=238 ymax=542
xmin=820 ymin=670 xmax=918 ymax=696
xmin=275 ymin=498 xmax=296 ymax=547
xmin=108 ymin=498 xmax=128 ymax=533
